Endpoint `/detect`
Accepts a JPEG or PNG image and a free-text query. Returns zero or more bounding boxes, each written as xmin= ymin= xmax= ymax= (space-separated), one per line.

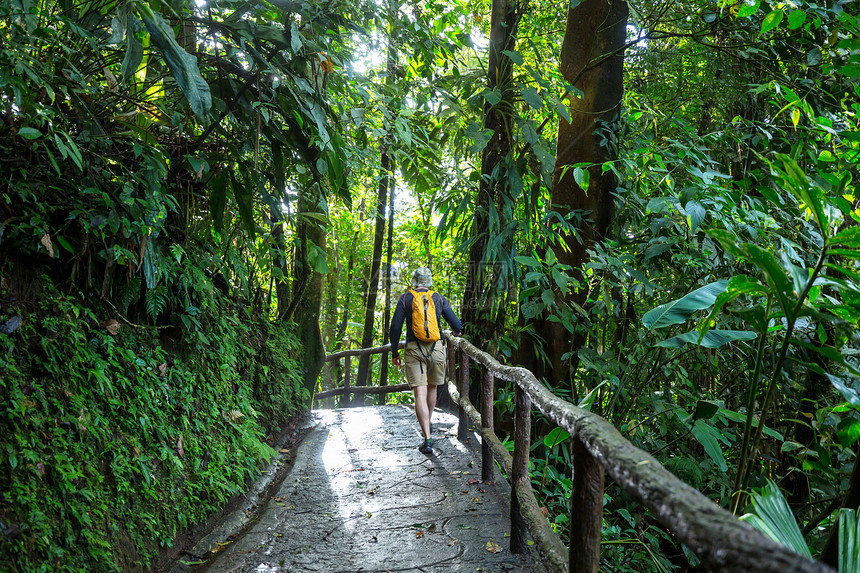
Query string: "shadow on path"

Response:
xmin=194 ymin=406 xmax=537 ymax=572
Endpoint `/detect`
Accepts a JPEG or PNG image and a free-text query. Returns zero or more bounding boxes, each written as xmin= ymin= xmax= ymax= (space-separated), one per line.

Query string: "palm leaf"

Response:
xmin=839 ymin=508 xmax=860 ymax=573
xmin=739 ymin=480 xmax=812 ymax=558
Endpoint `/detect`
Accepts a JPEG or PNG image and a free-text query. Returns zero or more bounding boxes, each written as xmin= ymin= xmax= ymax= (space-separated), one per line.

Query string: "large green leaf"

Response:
xmin=692 ymin=400 xmax=721 ymax=421
xmin=655 ymin=329 xmax=757 ymax=349
xmin=691 ymin=420 xmax=727 ymax=472
xmin=828 ymin=374 xmax=860 ymax=410
xmin=761 ymin=9 xmax=784 ymax=33
xmin=685 ymin=200 xmax=706 ymax=233
xmin=719 ymin=408 xmax=783 ymax=440
xmin=740 ymin=480 xmax=812 ymax=558
xmin=543 ymin=427 xmax=571 ymax=449
xmin=642 ymin=280 xmax=729 ymax=329
xmin=772 ymin=154 xmax=829 ymax=238
xmin=120 ymin=15 xmax=144 ymax=81
xmin=829 ymin=226 xmax=860 ymax=248
xmin=138 ymin=6 xmax=212 ymax=120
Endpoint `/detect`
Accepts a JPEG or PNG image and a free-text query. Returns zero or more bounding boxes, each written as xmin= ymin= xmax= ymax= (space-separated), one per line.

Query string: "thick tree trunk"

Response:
xmin=293 ymin=193 xmax=327 ymax=402
xmin=462 ymin=0 xmax=520 ymax=342
xmin=525 ymin=0 xmax=628 ymax=389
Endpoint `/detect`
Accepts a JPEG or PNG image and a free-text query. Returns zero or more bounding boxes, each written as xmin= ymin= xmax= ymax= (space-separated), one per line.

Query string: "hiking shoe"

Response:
xmin=418 ymin=439 xmax=434 ymax=454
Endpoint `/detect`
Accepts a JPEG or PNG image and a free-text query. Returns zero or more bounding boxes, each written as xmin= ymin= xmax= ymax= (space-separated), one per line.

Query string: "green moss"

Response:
xmin=0 ymin=277 xmax=306 ymax=571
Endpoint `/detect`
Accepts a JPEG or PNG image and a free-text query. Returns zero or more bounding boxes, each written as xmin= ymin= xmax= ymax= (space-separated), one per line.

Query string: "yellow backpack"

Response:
xmin=409 ymin=289 xmax=441 ymax=342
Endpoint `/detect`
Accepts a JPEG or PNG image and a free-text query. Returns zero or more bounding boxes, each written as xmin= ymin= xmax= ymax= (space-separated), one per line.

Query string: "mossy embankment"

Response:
xmin=0 ymin=276 xmax=308 ymax=572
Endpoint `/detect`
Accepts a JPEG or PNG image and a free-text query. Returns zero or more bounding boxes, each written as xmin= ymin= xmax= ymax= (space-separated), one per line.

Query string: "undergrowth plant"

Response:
xmin=0 ymin=276 xmax=305 ymax=571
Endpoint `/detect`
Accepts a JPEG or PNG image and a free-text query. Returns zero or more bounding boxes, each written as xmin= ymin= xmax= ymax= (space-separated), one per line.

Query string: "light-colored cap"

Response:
xmin=411 ymin=267 xmax=433 ymax=288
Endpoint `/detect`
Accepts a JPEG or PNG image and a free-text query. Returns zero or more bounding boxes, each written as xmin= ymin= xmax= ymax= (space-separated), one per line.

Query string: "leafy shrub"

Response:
xmin=0 ymin=277 xmax=305 ymax=571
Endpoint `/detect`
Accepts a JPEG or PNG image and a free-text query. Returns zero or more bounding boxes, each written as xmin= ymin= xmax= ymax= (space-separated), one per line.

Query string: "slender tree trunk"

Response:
xmin=462 ymin=0 xmax=521 ymax=343
xmin=380 ymin=177 xmax=396 ymax=389
xmin=355 ymin=6 xmax=397 ymax=396
xmin=354 ymin=153 xmax=389 ymax=396
xmin=523 ymin=0 xmax=628 ymax=389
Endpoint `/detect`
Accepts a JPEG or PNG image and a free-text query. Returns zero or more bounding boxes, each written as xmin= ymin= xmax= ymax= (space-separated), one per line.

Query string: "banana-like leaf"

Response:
xmin=740 ymin=480 xmax=812 ymax=558
xmin=655 ymin=329 xmax=756 ymax=349
xmin=772 ymin=154 xmax=829 ymax=238
xmin=138 ymin=5 xmax=211 ymax=120
xmin=691 ymin=420 xmax=727 ymax=471
xmin=642 ymin=280 xmax=729 ymax=329
xmin=120 ymin=15 xmax=143 ymax=81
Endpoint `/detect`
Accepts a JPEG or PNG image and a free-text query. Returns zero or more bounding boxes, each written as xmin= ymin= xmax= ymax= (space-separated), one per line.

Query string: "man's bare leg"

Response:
xmin=426 ymin=384 xmax=437 ymax=432
xmin=413 ymin=385 xmax=431 ymax=440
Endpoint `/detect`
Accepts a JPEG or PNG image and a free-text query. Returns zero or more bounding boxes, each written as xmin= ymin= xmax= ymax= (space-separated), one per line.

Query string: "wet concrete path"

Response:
xmin=196 ymin=406 xmax=537 ymax=572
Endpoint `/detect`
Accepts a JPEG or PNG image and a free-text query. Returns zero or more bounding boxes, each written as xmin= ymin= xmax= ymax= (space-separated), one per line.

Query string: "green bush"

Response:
xmin=0 ymin=277 xmax=306 ymax=571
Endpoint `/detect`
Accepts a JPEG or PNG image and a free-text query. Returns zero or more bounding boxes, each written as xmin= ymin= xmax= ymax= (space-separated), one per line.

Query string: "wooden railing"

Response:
xmin=316 ymin=342 xmax=406 ymax=401
xmin=321 ymin=336 xmax=834 ymax=573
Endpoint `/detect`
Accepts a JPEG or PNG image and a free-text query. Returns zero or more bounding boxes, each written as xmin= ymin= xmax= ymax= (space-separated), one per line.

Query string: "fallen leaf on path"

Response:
xmin=273 ymin=496 xmax=287 ymax=502
xmin=467 ymin=478 xmax=481 ymax=485
xmin=279 ymin=449 xmax=290 ymax=454
xmin=485 ymin=541 xmax=502 ymax=553
xmin=447 ymin=538 xmax=457 ymax=546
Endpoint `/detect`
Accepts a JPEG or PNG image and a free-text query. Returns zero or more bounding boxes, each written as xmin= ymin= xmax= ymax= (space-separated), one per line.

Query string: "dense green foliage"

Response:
xmin=0 ymin=0 xmax=326 ymax=568
xmin=0 ymin=276 xmax=304 ymax=570
xmin=3 ymin=0 xmax=860 ymax=570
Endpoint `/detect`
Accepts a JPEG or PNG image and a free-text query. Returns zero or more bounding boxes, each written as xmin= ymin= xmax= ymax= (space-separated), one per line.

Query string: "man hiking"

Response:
xmin=389 ymin=267 xmax=462 ymax=454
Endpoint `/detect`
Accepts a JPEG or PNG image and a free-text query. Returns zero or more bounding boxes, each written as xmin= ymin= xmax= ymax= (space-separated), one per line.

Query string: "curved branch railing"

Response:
xmin=322 ymin=336 xmax=834 ymax=573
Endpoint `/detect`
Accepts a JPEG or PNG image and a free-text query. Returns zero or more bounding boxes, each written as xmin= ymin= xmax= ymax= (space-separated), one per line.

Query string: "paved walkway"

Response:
xmin=195 ymin=406 xmax=537 ymax=572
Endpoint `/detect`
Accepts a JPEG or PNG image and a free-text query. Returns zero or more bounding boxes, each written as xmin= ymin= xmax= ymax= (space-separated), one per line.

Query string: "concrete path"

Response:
xmin=196 ymin=406 xmax=538 ymax=572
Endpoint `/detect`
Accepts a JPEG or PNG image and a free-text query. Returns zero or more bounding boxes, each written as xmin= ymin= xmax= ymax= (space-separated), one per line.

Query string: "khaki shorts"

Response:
xmin=403 ymin=340 xmax=446 ymax=388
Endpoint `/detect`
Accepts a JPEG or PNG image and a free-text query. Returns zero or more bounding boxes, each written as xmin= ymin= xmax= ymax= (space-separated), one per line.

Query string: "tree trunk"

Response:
xmin=355 ymin=6 xmax=397 ymax=396
xmin=293 ymin=191 xmax=327 ymax=402
xmin=462 ymin=0 xmax=520 ymax=343
xmin=354 ymin=151 xmax=390 ymax=395
xmin=379 ymin=176 xmax=396 ymax=389
xmin=525 ymin=0 xmax=628 ymax=389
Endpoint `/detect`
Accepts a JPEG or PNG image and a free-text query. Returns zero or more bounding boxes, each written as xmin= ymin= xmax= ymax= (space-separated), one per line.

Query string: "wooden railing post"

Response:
xmin=343 ymin=355 xmax=351 ymax=405
xmin=482 ymin=368 xmax=494 ymax=483
xmin=570 ymin=436 xmax=604 ymax=572
xmin=457 ymin=350 xmax=470 ymax=442
xmin=510 ymin=382 xmax=531 ymax=554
